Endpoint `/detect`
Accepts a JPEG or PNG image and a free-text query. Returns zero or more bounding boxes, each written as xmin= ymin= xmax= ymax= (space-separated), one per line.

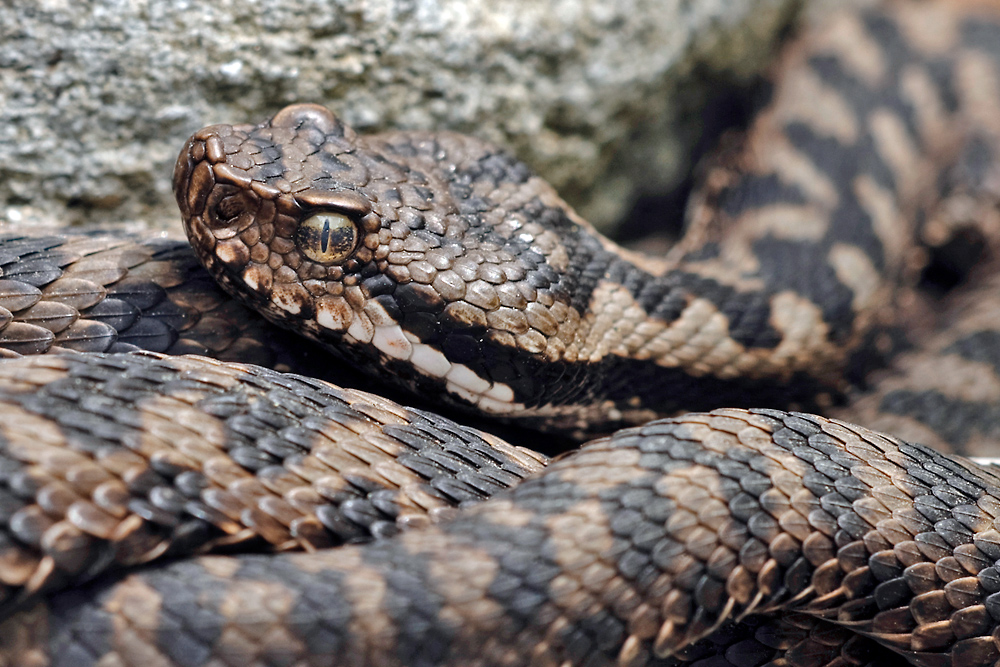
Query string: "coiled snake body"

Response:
xmin=3 ymin=3 xmax=1000 ymax=665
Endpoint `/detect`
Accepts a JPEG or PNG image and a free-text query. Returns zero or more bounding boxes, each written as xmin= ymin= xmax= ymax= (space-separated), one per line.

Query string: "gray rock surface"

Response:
xmin=0 ymin=0 xmax=804 ymax=234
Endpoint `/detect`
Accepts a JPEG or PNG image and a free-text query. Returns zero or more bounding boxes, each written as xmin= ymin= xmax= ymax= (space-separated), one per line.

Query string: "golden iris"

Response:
xmin=296 ymin=212 xmax=358 ymax=264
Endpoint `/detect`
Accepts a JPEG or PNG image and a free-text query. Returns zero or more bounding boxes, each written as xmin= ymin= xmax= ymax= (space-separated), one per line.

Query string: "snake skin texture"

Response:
xmin=0 ymin=233 xmax=325 ymax=375
xmin=0 ymin=353 xmax=544 ymax=621
xmin=4 ymin=1 xmax=1000 ymax=666
xmin=4 ymin=407 xmax=999 ymax=667
xmin=834 ymin=269 xmax=1000 ymax=458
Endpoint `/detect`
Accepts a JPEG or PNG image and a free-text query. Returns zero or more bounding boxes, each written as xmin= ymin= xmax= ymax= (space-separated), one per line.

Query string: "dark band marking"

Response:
xmin=944 ymin=330 xmax=1000 ymax=375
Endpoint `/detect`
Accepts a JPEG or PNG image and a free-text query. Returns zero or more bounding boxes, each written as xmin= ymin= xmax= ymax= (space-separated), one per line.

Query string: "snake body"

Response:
xmin=3 ymin=2 xmax=1000 ymax=665
xmin=11 ymin=401 xmax=999 ymax=667
xmin=0 ymin=233 xmax=322 ymax=374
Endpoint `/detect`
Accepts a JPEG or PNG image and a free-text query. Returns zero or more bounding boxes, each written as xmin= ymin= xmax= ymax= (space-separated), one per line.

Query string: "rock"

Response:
xmin=0 ymin=0 xmax=804 ymax=234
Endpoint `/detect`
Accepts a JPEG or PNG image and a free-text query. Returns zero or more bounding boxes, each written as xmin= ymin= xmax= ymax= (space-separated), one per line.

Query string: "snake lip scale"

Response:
xmin=4 ymin=2 xmax=1000 ymax=666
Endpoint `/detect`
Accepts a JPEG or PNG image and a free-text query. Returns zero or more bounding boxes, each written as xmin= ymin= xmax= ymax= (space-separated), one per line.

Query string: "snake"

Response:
xmin=3 ymin=1 xmax=1000 ymax=665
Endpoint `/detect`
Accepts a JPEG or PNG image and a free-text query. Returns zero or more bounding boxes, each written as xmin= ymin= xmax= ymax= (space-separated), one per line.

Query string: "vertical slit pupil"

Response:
xmin=321 ymin=219 xmax=331 ymax=253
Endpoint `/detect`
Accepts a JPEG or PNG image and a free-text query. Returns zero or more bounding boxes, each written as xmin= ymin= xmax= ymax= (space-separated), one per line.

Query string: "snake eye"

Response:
xmin=296 ymin=211 xmax=359 ymax=264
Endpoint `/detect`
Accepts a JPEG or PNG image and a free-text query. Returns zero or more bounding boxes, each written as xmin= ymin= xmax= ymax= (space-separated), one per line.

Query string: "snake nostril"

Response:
xmin=204 ymin=185 xmax=260 ymax=234
xmin=216 ymin=194 xmax=246 ymax=221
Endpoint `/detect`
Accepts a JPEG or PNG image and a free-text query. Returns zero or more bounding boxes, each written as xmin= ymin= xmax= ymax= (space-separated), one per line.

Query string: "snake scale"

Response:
xmin=3 ymin=1 xmax=1000 ymax=665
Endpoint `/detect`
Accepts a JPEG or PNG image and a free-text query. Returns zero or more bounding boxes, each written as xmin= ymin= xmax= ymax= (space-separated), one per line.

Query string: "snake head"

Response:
xmin=173 ymin=104 xmax=380 ymax=312
xmin=173 ymin=103 xmax=593 ymax=422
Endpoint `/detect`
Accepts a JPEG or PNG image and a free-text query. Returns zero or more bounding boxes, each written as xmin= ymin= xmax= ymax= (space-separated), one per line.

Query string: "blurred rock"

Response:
xmin=0 ymin=0 xmax=804 ymax=234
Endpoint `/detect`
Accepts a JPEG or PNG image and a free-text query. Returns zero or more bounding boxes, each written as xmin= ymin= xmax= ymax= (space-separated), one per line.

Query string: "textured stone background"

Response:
xmin=0 ymin=0 xmax=811 ymax=234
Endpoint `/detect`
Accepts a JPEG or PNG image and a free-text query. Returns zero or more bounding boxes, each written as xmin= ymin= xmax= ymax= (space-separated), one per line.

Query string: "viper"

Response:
xmin=2 ymin=2 xmax=1000 ymax=666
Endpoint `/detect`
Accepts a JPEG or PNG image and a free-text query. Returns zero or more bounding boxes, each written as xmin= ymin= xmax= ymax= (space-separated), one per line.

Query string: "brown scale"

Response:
xmin=0 ymin=233 xmax=329 ymax=375
xmin=0 ymin=352 xmax=545 ymax=621
xmin=835 ymin=269 xmax=1000 ymax=456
